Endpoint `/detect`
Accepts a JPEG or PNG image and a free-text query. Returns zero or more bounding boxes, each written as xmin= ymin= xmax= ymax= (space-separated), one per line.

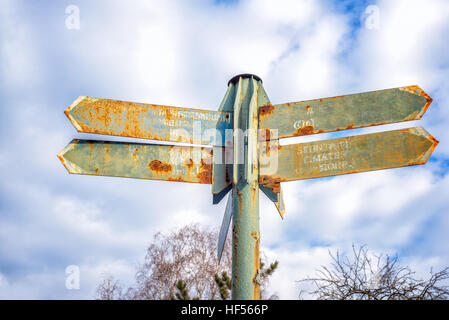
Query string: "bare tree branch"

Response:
xmin=96 ymin=224 xmax=278 ymax=300
xmin=298 ymin=245 xmax=449 ymax=300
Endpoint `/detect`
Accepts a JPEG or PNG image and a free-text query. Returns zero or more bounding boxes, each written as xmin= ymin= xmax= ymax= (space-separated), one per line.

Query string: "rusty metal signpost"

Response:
xmin=59 ymin=74 xmax=438 ymax=300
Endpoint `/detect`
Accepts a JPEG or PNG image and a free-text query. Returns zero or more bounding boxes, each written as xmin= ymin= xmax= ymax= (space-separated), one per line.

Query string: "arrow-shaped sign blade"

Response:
xmin=260 ymin=127 xmax=438 ymax=183
xmin=65 ymin=96 xmax=232 ymax=146
xmin=218 ymin=193 xmax=233 ymax=263
xmin=58 ymin=139 xmax=213 ymax=184
xmin=260 ymin=183 xmax=285 ymax=219
xmin=259 ymin=86 xmax=433 ymax=139
xmin=212 ymin=82 xmax=235 ymax=204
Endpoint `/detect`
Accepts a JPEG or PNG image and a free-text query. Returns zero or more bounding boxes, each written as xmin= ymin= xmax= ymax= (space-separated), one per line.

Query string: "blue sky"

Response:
xmin=1 ymin=0 xmax=449 ymax=299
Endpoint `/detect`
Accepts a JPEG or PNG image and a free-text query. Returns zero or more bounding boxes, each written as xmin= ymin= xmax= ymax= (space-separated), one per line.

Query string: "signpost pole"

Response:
xmin=229 ymin=74 xmax=262 ymax=300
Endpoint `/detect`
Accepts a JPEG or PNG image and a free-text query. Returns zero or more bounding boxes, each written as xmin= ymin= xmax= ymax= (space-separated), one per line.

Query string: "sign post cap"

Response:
xmin=228 ymin=73 xmax=262 ymax=86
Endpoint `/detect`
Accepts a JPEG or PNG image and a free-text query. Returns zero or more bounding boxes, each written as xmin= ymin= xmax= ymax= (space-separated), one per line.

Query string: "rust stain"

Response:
xmin=272 ymin=183 xmax=281 ymax=193
xmin=404 ymin=111 xmax=420 ymax=121
xmin=295 ymin=125 xmax=315 ymax=136
xmin=318 ymin=94 xmax=346 ymax=103
xmin=259 ymin=128 xmax=271 ymax=141
xmin=259 ymin=175 xmax=283 ymax=185
xmin=251 ymin=185 xmax=257 ymax=205
xmin=104 ymin=147 xmax=111 ymax=162
xmin=259 ymin=103 xmax=275 ymax=118
xmin=345 ymin=123 xmax=355 ymax=130
xmin=68 ymin=96 xmax=232 ymax=146
xmin=58 ymin=154 xmax=66 ymax=166
xmin=425 ymin=134 xmax=439 ymax=162
xmin=237 ymin=190 xmax=243 ymax=216
xmin=259 ymin=140 xmax=272 ymax=157
xmin=148 ymin=160 xmax=172 ymax=173
xmin=252 ymin=236 xmax=261 ymax=300
xmin=72 ymin=98 xmax=177 ymax=142
xmin=132 ymin=148 xmax=139 ymax=161
xmin=250 ymin=231 xmax=259 ymax=241
xmin=161 ymin=106 xmax=174 ymax=122
xmin=167 ymin=176 xmax=185 ymax=182
xmin=400 ymin=85 xmax=433 ymax=117
xmin=184 ymin=158 xmax=194 ymax=170
xmin=197 ymin=159 xmax=212 ymax=184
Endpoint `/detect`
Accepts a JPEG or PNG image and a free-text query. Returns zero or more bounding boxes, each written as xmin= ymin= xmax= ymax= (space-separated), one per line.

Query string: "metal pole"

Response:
xmin=229 ymin=74 xmax=262 ymax=300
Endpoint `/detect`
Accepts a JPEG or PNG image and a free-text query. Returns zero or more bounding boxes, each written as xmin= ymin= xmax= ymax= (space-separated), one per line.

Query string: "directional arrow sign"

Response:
xmin=65 ymin=96 xmax=232 ymax=146
xmin=218 ymin=193 xmax=233 ymax=263
xmin=259 ymin=127 xmax=438 ymax=183
xmin=259 ymin=86 xmax=433 ymax=139
xmin=58 ymin=139 xmax=214 ymax=183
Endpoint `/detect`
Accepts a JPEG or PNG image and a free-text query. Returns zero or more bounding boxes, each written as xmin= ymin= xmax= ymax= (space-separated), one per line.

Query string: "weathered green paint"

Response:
xmin=212 ymin=83 xmax=234 ymax=204
xmin=260 ymin=127 xmax=438 ymax=183
xmin=259 ymin=86 xmax=432 ymax=139
xmin=65 ymin=96 xmax=232 ymax=146
xmin=230 ymin=75 xmax=261 ymax=300
xmin=58 ymin=139 xmax=213 ymax=184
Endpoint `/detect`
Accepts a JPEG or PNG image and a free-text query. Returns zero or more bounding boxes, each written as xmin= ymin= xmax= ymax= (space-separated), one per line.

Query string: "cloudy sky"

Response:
xmin=1 ymin=0 xmax=449 ymax=299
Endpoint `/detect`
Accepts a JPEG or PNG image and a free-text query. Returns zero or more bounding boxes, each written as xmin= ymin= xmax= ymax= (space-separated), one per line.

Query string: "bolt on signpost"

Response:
xmin=59 ymin=74 xmax=438 ymax=300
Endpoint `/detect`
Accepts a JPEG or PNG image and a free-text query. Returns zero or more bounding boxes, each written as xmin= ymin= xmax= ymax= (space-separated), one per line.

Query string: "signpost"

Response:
xmin=59 ymin=74 xmax=438 ymax=300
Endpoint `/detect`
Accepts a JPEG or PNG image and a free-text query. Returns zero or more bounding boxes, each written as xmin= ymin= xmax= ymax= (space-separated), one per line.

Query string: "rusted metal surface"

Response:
xmin=259 ymin=127 xmax=438 ymax=183
xmin=58 ymin=139 xmax=213 ymax=184
xmin=231 ymin=75 xmax=262 ymax=300
xmin=259 ymin=86 xmax=433 ymax=139
xmin=65 ymin=96 xmax=232 ymax=146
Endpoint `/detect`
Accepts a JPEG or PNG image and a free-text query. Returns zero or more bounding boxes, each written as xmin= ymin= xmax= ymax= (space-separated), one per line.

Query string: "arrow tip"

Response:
xmin=409 ymin=127 xmax=439 ymax=165
xmin=57 ymin=139 xmax=85 ymax=174
xmin=400 ymin=85 xmax=433 ymax=119
xmin=65 ymin=96 xmax=88 ymax=132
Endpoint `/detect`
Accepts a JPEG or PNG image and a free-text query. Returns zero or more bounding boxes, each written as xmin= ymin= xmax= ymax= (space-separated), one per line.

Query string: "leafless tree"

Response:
xmin=95 ymin=224 xmax=278 ymax=300
xmin=96 ymin=275 xmax=123 ymax=300
xmin=299 ymin=245 xmax=449 ymax=300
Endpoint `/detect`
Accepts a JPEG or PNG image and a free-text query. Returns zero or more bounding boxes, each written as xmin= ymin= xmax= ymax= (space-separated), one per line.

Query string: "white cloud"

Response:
xmin=263 ymin=246 xmax=333 ymax=299
xmin=0 ymin=273 xmax=8 ymax=289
